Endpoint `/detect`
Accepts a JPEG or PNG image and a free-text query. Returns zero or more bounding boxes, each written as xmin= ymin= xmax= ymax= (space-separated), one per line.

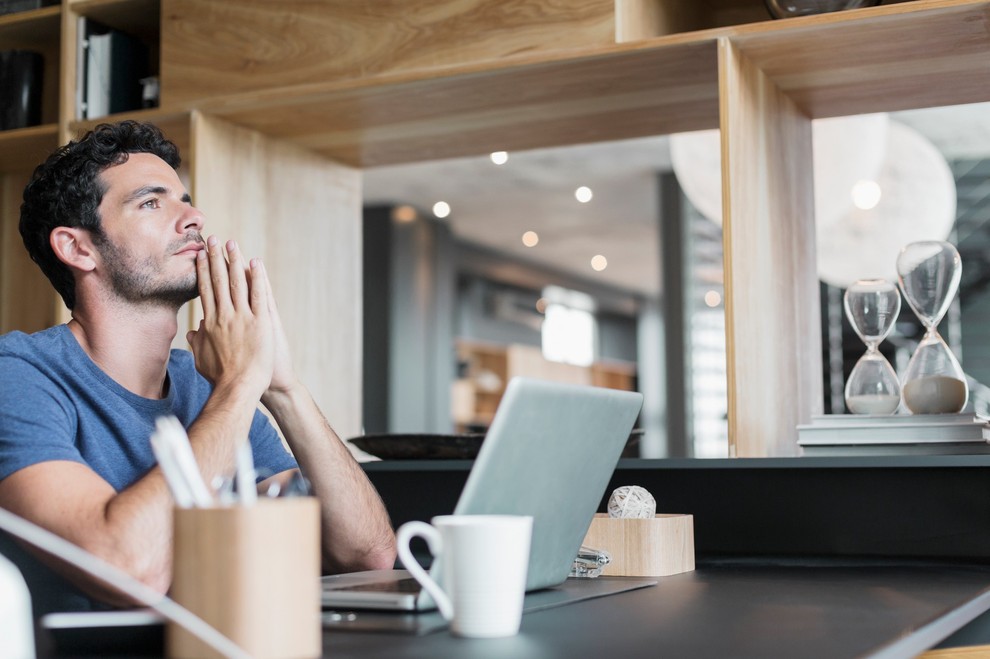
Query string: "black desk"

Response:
xmin=323 ymin=560 xmax=990 ymax=659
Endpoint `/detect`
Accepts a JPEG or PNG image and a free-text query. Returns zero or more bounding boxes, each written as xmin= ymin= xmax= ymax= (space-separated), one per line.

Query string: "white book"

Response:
xmin=75 ymin=15 xmax=87 ymax=119
xmin=797 ymin=413 xmax=986 ymax=446
xmin=85 ymin=30 xmax=111 ymax=119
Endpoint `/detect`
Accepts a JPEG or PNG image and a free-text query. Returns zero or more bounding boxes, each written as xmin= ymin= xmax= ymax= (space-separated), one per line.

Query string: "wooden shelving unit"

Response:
xmin=2 ymin=0 xmax=989 ymax=452
xmin=452 ymin=340 xmax=638 ymax=429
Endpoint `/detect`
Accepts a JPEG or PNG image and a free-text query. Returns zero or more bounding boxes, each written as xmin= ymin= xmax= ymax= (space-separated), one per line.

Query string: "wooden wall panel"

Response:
xmin=188 ymin=113 xmax=363 ymax=438
xmin=161 ymin=0 xmax=616 ymax=107
xmin=718 ymin=38 xmax=822 ymax=457
xmin=0 ymin=174 xmax=56 ymax=334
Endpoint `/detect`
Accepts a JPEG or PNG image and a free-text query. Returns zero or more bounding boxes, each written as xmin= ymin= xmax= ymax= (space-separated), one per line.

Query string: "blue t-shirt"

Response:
xmin=0 ymin=324 xmax=298 ymax=614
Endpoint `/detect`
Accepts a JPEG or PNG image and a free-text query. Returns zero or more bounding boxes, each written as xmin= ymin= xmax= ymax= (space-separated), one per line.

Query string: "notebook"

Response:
xmin=321 ymin=377 xmax=644 ymax=611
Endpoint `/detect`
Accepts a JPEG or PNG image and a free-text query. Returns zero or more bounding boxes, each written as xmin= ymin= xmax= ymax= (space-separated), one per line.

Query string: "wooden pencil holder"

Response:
xmin=167 ymin=497 xmax=322 ymax=659
xmin=582 ymin=513 xmax=695 ymax=577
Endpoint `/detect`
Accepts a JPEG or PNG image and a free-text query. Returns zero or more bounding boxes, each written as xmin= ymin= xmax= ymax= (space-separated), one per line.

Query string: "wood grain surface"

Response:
xmin=719 ymin=37 xmax=823 ymax=457
xmin=189 ymin=113 xmax=364 ymax=438
xmin=0 ymin=172 xmax=56 ymax=334
xmin=582 ymin=513 xmax=695 ymax=577
xmin=168 ymin=498 xmax=321 ymax=659
xmin=162 ymin=0 xmax=616 ymax=107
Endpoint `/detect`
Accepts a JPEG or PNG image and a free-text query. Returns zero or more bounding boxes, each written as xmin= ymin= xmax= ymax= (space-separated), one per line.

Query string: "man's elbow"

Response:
xmin=327 ymin=538 xmax=397 ymax=574
xmin=62 ymin=548 xmax=171 ymax=609
xmin=363 ymin=545 xmax=398 ymax=571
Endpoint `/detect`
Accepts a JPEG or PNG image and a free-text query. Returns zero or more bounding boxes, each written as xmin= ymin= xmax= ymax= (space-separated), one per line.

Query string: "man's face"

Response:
xmin=93 ymin=152 xmax=205 ymax=308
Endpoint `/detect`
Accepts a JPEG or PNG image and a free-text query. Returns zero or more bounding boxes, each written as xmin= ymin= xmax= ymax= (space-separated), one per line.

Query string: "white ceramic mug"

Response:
xmin=396 ymin=514 xmax=533 ymax=638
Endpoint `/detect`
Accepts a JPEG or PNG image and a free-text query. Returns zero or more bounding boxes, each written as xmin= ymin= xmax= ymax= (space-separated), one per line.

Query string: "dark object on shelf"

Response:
xmin=350 ymin=433 xmax=487 ymax=459
xmin=764 ymin=0 xmax=881 ymax=19
xmin=79 ymin=19 xmax=149 ymax=119
xmin=140 ymin=75 xmax=160 ymax=109
xmin=0 ymin=0 xmax=57 ymax=16
xmin=349 ymin=429 xmax=643 ymax=460
xmin=0 ymin=50 xmax=43 ymax=130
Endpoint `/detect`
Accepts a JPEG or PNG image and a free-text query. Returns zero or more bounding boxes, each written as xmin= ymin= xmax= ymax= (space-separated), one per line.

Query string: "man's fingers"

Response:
xmin=206 ymin=235 xmax=232 ymax=315
xmin=225 ymin=240 xmax=250 ymax=311
xmin=196 ymin=248 xmax=216 ymax=320
xmin=248 ymin=257 xmax=270 ymax=315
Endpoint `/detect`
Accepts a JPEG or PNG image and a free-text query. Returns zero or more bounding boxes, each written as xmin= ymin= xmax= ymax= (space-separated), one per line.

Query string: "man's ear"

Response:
xmin=50 ymin=228 xmax=99 ymax=273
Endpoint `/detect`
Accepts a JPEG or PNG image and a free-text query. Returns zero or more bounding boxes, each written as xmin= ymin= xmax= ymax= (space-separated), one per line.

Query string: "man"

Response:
xmin=0 ymin=121 xmax=396 ymax=614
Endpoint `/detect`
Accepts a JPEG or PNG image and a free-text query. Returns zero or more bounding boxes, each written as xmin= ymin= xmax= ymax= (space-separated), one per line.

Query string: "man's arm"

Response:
xmin=0 ymin=237 xmax=279 ymax=605
xmin=0 ymin=389 xmax=277 ymax=605
xmin=262 ymin=389 xmax=397 ymax=573
xmin=254 ymin=252 xmax=397 ymax=573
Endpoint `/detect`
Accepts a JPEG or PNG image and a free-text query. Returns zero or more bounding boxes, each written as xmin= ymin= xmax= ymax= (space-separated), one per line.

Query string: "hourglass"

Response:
xmin=844 ymin=279 xmax=901 ymax=415
xmin=896 ymin=241 xmax=967 ymax=414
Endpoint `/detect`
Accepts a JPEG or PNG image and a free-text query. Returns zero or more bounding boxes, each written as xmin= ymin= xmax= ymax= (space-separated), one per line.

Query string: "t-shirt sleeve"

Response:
xmin=0 ymin=355 xmax=85 ymax=482
xmin=248 ymin=409 xmax=298 ymax=479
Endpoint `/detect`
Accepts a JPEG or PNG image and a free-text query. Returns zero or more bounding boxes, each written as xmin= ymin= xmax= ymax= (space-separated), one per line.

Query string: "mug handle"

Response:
xmin=395 ymin=521 xmax=454 ymax=620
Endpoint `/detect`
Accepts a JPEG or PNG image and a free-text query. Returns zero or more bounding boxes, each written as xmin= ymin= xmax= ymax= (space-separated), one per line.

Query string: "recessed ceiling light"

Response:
xmin=391 ymin=205 xmax=417 ymax=223
xmin=591 ymin=254 xmax=607 ymax=271
xmin=851 ymin=179 xmax=882 ymax=210
xmin=490 ymin=151 xmax=509 ymax=165
xmin=704 ymin=290 xmax=722 ymax=307
xmin=575 ymin=186 xmax=593 ymax=203
xmin=522 ymin=231 xmax=539 ymax=247
xmin=432 ymin=201 xmax=451 ymax=218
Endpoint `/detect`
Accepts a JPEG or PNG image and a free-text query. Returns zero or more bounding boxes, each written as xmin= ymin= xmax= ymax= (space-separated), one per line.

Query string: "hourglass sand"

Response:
xmin=896 ymin=241 xmax=968 ymax=414
xmin=844 ymin=279 xmax=901 ymax=415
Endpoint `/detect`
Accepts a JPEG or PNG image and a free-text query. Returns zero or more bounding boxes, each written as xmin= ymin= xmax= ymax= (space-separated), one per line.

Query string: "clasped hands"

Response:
xmin=186 ymin=235 xmax=296 ymax=402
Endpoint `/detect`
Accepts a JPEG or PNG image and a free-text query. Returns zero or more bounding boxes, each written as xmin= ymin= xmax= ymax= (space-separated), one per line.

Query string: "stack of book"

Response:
xmin=76 ymin=18 xmax=148 ymax=120
xmin=797 ymin=413 xmax=990 ymax=456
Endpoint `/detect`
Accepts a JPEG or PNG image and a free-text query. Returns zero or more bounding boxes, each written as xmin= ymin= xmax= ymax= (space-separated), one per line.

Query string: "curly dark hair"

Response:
xmin=19 ymin=121 xmax=181 ymax=310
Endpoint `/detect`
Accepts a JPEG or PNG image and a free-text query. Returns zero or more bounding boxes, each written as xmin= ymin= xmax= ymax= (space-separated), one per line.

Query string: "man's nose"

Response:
xmin=179 ymin=205 xmax=205 ymax=233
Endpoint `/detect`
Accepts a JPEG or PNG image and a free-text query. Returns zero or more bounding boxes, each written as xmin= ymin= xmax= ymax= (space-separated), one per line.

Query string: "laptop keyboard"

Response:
xmin=335 ymin=577 xmax=422 ymax=594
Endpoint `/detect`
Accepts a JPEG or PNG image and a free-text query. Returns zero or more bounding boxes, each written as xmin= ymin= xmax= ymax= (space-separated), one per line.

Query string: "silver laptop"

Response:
xmin=321 ymin=377 xmax=643 ymax=611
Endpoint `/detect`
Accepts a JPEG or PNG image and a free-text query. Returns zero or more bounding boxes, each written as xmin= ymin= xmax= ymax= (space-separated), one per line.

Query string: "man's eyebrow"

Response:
xmin=122 ymin=185 xmax=167 ymax=205
xmin=121 ymin=186 xmax=193 ymax=205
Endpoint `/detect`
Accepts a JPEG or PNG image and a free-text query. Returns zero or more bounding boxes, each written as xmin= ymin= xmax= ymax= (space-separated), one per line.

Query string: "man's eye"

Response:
xmin=141 ymin=199 xmax=160 ymax=209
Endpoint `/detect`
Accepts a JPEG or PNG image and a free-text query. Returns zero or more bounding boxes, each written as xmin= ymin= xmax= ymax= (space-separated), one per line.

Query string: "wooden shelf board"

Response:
xmin=728 ymin=0 xmax=990 ymax=117
xmin=0 ymin=5 xmax=60 ymax=41
xmin=69 ymin=0 xmax=160 ymax=41
xmin=172 ymin=1 xmax=990 ymax=167
xmin=0 ymin=124 xmax=59 ymax=174
xmin=193 ymin=38 xmax=721 ymax=167
xmin=69 ymin=107 xmax=191 ymax=153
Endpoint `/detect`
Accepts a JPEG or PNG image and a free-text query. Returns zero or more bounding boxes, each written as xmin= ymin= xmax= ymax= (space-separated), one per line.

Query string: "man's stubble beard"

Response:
xmin=95 ymin=233 xmax=202 ymax=309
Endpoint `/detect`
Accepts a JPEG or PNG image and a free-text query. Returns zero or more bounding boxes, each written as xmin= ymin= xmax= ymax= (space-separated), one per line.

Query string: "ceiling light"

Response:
xmin=590 ymin=255 xmax=607 ymax=271
xmin=704 ymin=290 xmax=722 ymax=307
xmin=670 ymin=113 xmax=890 ymax=228
xmin=522 ymin=231 xmax=539 ymax=247
xmin=490 ymin=151 xmax=509 ymax=165
xmin=391 ymin=205 xmax=417 ymax=223
xmin=432 ymin=201 xmax=451 ymax=218
xmin=575 ymin=186 xmax=593 ymax=203
xmin=851 ymin=179 xmax=882 ymax=210
xmin=817 ymin=121 xmax=956 ymax=288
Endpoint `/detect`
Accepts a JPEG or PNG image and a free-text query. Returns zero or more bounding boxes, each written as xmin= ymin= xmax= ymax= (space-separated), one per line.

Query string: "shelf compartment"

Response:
xmin=0 ymin=123 xmax=58 ymax=173
xmin=0 ymin=5 xmax=61 ymax=127
xmin=69 ymin=0 xmax=162 ymax=118
xmin=727 ymin=0 xmax=990 ymax=117
xmin=68 ymin=0 xmax=159 ymax=41
xmin=195 ymin=38 xmax=721 ymax=168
